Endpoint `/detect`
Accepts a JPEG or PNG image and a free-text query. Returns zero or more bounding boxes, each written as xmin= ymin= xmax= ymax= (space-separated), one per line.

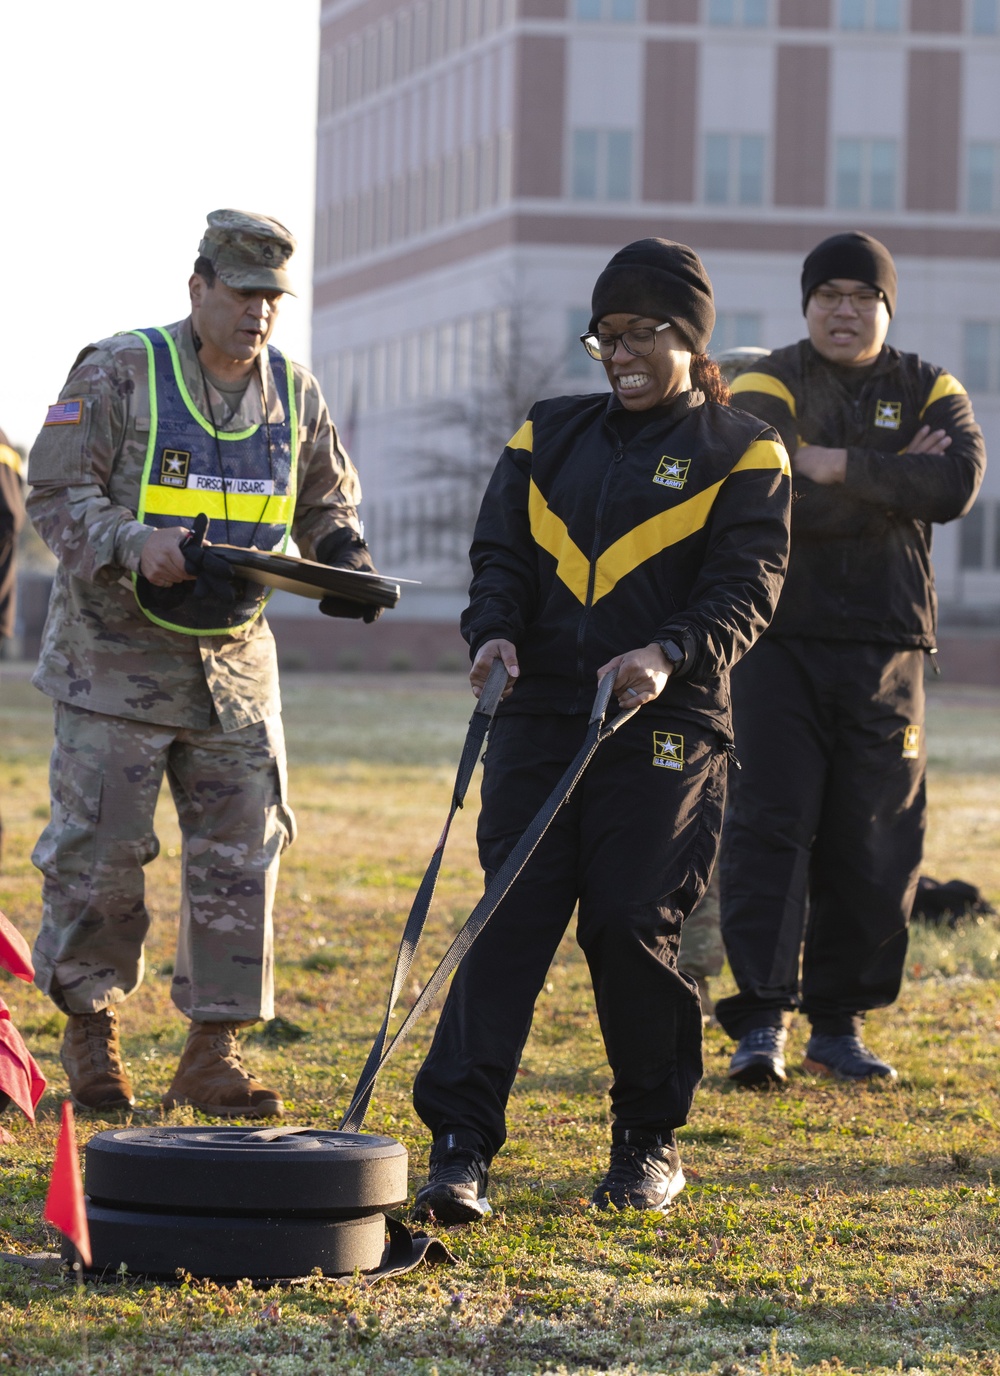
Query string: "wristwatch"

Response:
xmin=657 ymin=639 xmax=686 ymax=672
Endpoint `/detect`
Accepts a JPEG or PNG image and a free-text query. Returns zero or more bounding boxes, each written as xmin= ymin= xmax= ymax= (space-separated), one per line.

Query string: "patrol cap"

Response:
xmin=198 ymin=209 xmax=297 ymax=296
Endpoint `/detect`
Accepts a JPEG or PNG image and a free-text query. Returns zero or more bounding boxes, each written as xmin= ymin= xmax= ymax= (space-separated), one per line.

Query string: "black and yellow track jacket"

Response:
xmin=730 ymin=341 xmax=986 ymax=647
xmin=460 ymin=390 xmax=791 ymax=736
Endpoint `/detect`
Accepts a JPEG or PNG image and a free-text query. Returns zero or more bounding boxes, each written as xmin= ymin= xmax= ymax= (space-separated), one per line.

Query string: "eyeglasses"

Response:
xmin=580 ymin=320 xmax=673 ymax=361
xmin=811 ymin=285 xmax=885 ymax=314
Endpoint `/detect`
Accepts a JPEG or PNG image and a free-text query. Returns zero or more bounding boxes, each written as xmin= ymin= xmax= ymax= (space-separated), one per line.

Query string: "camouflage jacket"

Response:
xmin=27 ymin=318 xmax=363 ymax=730
xmin=0 ymin=442 xmax=25 ymax=640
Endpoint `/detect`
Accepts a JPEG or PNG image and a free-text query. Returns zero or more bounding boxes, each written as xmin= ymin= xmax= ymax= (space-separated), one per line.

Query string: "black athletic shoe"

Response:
xmin=591 ymin=1130 xmax=685 ymax=1212
xmin=728 ymin=1026 xmax=788 ymax=1086
xmin=412 ymin=1134 xmax=491 ymax=1225
xmin=803 ymin=1033 xmax=897 ymax=1082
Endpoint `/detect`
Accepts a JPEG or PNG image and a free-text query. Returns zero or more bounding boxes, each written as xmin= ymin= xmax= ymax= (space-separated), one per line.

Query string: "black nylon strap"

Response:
xmin=361 ymin=1215 xmax=458 ymax=1282
xmin=339 ymin=658 xmax=510 ymax=1131
xmin=339 ymin=665 xmax=639 ymax=1132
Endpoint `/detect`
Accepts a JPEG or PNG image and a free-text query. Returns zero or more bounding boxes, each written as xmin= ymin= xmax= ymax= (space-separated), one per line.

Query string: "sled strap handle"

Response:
xmin=339 ymin=668 xmax=640 ymax=1132
xmin=339 ymin=657 xmax=509 ymax=1132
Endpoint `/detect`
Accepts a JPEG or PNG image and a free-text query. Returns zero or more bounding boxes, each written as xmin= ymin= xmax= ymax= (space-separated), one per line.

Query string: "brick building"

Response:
xmin=310 ymin=0 xmax=1000 ymax=663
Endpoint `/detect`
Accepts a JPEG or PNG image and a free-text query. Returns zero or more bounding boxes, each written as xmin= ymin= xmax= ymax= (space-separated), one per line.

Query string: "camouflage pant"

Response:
xmin=32 ymin=702 xmax=295 ymax=1021
xmin=677 ymin=869 xmax=724 ymax=979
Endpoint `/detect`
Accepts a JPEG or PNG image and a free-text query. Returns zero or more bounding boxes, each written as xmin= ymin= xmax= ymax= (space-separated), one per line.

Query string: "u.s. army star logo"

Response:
xmin=874 ymin=400 xmax=901 ymax=430
xmin=159 ymin=449 xmax=191 ymax=488
xmin=902 ymin=725 xmax=921 ymax=759
xmin=652 ymin=732 xmax=684 ymax=770
xmin=653 ymin=456 xmax=691 ymax=490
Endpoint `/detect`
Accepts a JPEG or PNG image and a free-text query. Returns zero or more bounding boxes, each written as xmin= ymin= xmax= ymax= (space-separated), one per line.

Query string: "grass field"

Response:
xmin=0 ymin=669 xmax=999 ymax=1376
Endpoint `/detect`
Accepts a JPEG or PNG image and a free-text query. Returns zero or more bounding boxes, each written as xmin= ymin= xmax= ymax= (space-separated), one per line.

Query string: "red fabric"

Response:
xmin=0 ymin=1000 xmax=46 ymax=1121
xmin=43 ymin=1101 xmax=91 ymax=1267
xmin=0 ymin=911 xmax=33 ymax=981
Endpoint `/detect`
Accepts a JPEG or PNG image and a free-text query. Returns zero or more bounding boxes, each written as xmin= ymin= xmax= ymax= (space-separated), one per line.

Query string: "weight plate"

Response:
xmin=82 ymin=1201 xmax=388 ymax=1279
xmin=84 ymin=1127 xmax=408 ymax=1216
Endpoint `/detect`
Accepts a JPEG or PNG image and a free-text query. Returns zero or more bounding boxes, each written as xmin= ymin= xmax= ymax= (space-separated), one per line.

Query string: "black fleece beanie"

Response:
xmin=589 ymin=238 xmax=715 ymax=353
xmin=800 ymin=231 xmax=897 ymax=317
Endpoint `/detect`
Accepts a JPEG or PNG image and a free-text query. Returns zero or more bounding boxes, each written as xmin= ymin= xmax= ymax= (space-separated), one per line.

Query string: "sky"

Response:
xmin=0 ymin=0 xmax=321 ymax=452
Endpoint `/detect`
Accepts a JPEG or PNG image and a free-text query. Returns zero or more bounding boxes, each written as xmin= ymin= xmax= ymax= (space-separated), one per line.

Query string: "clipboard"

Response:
xmin=211 ymin=546 xmax=414 ymax=610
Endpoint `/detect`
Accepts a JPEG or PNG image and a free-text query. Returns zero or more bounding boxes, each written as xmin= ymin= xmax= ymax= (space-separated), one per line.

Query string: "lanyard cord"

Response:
xmin=195 ymin=353 xmax=275 ymax=551
xmin=250 ymin=357 xmax=274 ymax=552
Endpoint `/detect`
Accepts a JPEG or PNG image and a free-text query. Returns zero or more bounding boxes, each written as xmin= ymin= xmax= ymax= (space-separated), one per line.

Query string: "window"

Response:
xmin=571 ymin=129 xmax=634 ymax=200
xmin=704 ymin=134 xmax=766 ymax=205
xmin=963 ymin=321 xmax=1000 ymax=393
xmin=972 ymin=0 xmax=998 ymax=33
xmin=566 ymin=307 xmax=593 ymax=377
xmin=711 ymin=312 xmax=764 ymax=353
xmin=838 ymin=0 xmax=901 ymax=28
xmin=576 ymin=0 xmax=638 ymax=18
xmin=707 ymin=0 xmax=768 ymax=25
xmin=967 ymin=143 xmax=1000 ymax=214
xmin=834 ymin=138 xmax=897 ymax=210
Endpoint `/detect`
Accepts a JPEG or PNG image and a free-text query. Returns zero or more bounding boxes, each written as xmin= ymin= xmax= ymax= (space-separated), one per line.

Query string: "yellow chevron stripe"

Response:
xmin=731 ymin=372 xmax=797 ymax=418
xmin=919 ymin=373 xmax=966 ymax=420
xmin=0 ymin=444 xmax=23 ymax=477
xmin=532 ymin=438 xmax=790 ymax=607
xmin=591 ymin=439 xmax=789 ymax=603
xmin=732 ymin=438 xmax=791 ymax=476
xmin=142 ymin=487 xmax=294 ymax=524
xmin=528 ymin=479 xmax=590 ymax=604
xmin=592 ymin=482 xmax=723 ymax=603
xmin=507 ymin=420 xmax=533 ymax=452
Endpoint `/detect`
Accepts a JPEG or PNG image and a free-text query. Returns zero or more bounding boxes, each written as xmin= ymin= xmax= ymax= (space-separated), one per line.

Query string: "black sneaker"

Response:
xmin=591 ymin=1130 xmax=685 ymax=1212
xmin=412 ymin=1134 xmax=491 ymax=1225
xmin=728 ymin=1026 xmax=787 ymax=1086
xmin=803 ymin=1033 xmax=897 ymax=1082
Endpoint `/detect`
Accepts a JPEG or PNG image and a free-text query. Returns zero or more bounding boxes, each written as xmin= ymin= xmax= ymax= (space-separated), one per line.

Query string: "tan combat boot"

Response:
xmin=162 ymin=1021 xmax=283 ymax=1119
xmin=61 ymin=1008 xmax=136 ymax=1111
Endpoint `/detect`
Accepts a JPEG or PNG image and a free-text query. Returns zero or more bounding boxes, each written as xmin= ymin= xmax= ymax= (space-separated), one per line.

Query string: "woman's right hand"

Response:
xmin=470 ymin=639 xmax=520 ymax=700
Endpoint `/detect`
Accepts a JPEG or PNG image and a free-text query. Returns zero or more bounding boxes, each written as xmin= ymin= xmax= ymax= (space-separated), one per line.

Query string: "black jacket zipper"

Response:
xmin=574 ymin=439 xmax=625 ymax=701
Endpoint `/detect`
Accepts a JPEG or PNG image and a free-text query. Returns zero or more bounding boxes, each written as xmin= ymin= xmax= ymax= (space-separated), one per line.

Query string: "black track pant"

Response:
xmin=715 ymin=638 xmax=926 ymax=1040
xmin=413 ymin=710 xmax=726 ymax=1160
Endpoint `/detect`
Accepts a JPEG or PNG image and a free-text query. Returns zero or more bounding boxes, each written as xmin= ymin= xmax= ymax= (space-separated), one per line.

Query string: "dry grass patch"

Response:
xmin=0 ymin=672 xmax=998 ymax=1374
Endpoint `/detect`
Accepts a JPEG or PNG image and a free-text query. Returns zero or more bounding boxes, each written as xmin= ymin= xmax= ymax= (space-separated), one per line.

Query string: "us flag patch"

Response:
xmin=44 ymin=399 xmax=84 ymax=426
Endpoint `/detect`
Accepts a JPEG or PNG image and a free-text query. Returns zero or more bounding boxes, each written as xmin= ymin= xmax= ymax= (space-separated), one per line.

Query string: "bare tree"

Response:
xmin=409 ymin=303 xmax=575 ymax=547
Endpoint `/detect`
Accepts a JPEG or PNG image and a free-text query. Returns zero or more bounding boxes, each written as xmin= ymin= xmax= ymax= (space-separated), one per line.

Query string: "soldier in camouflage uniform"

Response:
xmin=676 ymin=871 xmax=722 ymax=1024
xmin=28 ymin=210 xmax=378 ymax=1117
xmin=0 ymin=428 xmax=26 ymax=870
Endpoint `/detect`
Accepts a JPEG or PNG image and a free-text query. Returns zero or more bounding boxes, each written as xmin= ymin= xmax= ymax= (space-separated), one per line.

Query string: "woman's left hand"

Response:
xmin=597 ymin=644 xmax=673 ymax=710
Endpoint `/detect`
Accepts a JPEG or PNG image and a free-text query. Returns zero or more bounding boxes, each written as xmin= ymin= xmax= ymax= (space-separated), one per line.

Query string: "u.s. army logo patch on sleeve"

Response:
xmin=874 ymin=400 xmax=901 ymax=429
xmin=652 ymin=732 xmax=684 ymax=770
xmin=653 ymin=456 xmax=691 ymax=490
xmin=159 ymin=449 xmax=191 ymax=488
xmin=902 ymin=725 xmax=921 ymax=759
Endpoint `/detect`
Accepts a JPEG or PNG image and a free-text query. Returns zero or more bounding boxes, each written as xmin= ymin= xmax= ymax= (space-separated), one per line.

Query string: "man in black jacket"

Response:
xmin=717 ymin=231 xmax=986 ymax=1085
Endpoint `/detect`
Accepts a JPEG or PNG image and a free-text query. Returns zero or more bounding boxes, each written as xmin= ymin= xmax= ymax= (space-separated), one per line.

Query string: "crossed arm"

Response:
xmin=794 ymin=423 xmax=951 ymax=485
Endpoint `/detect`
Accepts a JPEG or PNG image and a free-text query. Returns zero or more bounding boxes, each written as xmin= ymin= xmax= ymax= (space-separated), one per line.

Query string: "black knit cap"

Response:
xmin=800 ymin=231 xmax=897 ymax=317
xmin=589 ymin=238 xmax=715 ymax=353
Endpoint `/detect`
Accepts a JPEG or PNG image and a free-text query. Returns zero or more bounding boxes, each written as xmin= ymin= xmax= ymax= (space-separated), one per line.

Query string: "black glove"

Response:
xmin=135 ymin=573 xmax=190 ymax=612
xmin=315 ymin=528 xmax=383 ymax=623
xmin=181 ymin=514 xmax=240 ymax=605
xmin=317 ymin=594 xmax=382 ymax=623
xmin=315 ymin=527 xmax=378 ymax=572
